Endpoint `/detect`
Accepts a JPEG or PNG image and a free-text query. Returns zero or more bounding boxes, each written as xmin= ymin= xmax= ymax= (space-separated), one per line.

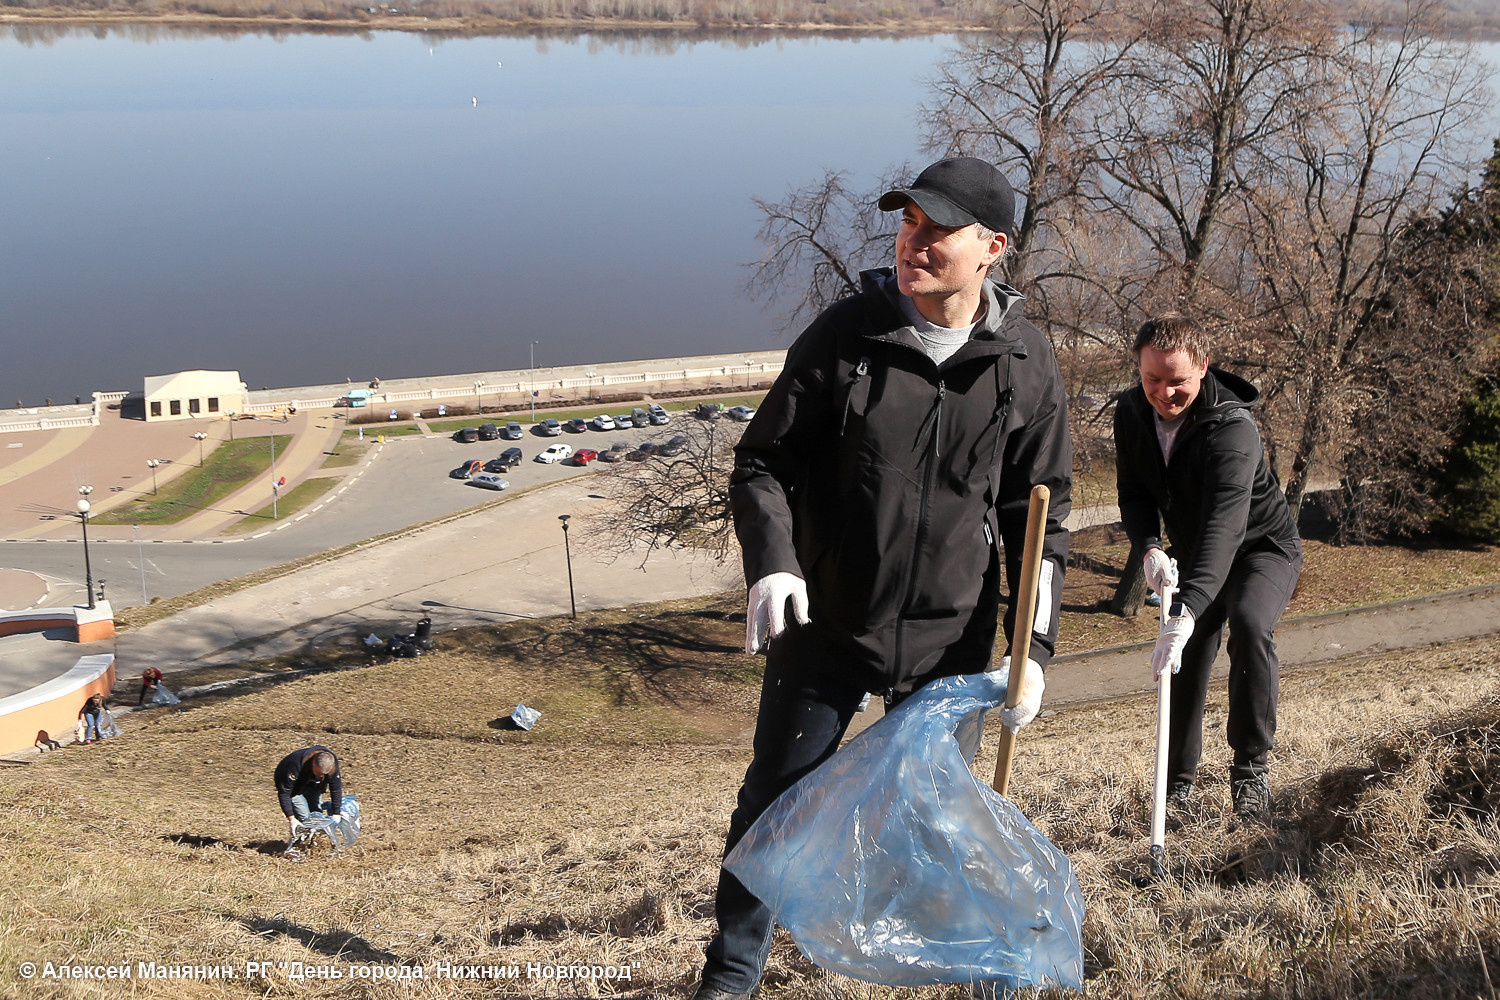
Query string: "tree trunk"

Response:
xmin=1109 ymin=545 xmax=1150 ymax=617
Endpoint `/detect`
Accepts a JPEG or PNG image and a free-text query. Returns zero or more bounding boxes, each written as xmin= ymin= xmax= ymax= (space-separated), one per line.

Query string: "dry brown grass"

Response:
xmin=6 ymin=583 xmax=1500 ymax=999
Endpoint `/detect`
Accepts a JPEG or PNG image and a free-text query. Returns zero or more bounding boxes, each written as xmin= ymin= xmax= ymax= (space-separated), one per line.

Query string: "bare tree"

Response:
xmin=584 ymin=419 xmax=744 ymax=567
xmin=743 ymin=168 xmax=902 ymax=333
xmin=921 ymin=0 xmax=1141 ymax=287
xmin=1234 ymin=0 xmax=1493 ymax=517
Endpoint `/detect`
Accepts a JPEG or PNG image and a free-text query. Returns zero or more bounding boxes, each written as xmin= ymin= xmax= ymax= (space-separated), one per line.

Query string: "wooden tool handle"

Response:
xmin=992 ymin=484 xmax=1050 ymax=796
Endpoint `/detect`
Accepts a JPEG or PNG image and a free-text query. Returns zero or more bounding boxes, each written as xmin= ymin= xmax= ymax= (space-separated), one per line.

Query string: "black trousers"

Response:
xmin=1168 ymin=548 xmax=1302 ymax=788
xmin=698 ymin=630 xmax=870 ymax=994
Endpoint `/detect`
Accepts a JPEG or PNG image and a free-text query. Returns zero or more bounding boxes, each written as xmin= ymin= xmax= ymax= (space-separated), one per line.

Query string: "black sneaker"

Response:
xmin=1232 ymin=775 xmax=1271 ymax=818
xmin=691 ymin=987 xmax=753 ymax=1000
xmin=1166 ymin=781 xmax=1194 ymax=806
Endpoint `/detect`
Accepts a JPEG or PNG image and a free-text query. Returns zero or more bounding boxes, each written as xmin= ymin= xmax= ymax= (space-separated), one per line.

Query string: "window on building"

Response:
xmin=150 ymin=401 xmax=162 ymax=418
xmin=207 ymin=397 xmax=220 ymax=413
xmin=170 ymin=400 xmax=181 ymax=416
xmin=189 ymin=398 xmax=201 ymax=414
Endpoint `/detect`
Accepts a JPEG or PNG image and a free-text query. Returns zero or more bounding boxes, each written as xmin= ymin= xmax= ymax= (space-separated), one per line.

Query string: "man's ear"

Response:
xmin=983 ymin=231 xmax=1008 ymax=268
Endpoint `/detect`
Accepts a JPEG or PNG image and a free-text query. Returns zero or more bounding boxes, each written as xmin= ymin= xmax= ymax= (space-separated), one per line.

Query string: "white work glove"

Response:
xmin=330 ymin=813 xmax=342 ymax=821
xmin=1151 ymin=610 xmax=1195 ymax=680
xmin=745 ymin=572 xmax=810 ymax=654
xmin=287 ymin=816 xmax=303 ymax=835
xmin=1143 ymin=548 xmax=1179 ymax=596
xmin=998 ymin=656 xmax=1045 ymax=730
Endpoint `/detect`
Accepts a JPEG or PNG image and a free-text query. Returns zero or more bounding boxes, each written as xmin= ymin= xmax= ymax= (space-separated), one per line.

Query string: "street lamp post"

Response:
xmin=146 ymin=458 xmax=161 ymax=494
xmin=77 ymin=486 xmax=95 ymax=610
xmin=559 ymin=514 xmax=576 ymax=620
xmin=226 ymin=412 xmax=236 ymax=441
xmin=530 ymin=340 xmax=540 ymax=423
xmin=134 ymin=523 xmax=147 ymax=605
xmin=270 ymin=434 xmax=280 ymax=520
xmin=474 ymin=380 xmax=485 ymax=416
xmin=192 ymin=431 xmax=208 ymax=467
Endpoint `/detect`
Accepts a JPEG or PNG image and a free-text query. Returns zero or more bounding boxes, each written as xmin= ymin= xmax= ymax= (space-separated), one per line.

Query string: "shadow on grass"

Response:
xmin=237 ymin=915 xmax=406 ymax=964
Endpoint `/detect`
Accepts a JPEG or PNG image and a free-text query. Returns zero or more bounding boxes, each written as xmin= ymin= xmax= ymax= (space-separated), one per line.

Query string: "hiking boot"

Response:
xmin=1166 ymin=781 xmax=1194 ymax=807
xmin=690 ymin=987 xmax=753 ymax=1000
xmin=1232 ymin=775 xmax=1271 ymax=818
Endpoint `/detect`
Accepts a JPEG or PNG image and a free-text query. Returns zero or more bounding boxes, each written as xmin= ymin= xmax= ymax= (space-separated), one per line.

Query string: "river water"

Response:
xmin=0 ymin=25 xmax=952 ymax=405
xmin=2 ymin=28 xmax=1496 ymax=407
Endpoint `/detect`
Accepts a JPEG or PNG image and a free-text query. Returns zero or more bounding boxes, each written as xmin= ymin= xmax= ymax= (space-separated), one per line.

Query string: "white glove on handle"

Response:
xmin=998 ymin=656 xmax=1045 ymax=731
xmin=745 ymin=572 xmax=810 ymax=654
xmin=287 ymin=816 xmax=303 ymax=835
xmin=1143 ymin=548 xmax=1179 ymax=596
xmin=1151 ymin=611 xmax=1194 ymax=680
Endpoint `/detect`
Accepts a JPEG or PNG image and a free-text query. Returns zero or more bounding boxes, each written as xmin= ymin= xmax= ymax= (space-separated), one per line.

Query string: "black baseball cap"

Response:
xmin=877 ymin=157 xmax=1015 ymax=237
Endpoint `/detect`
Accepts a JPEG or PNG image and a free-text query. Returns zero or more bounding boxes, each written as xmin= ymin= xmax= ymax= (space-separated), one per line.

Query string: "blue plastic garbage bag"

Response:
xmin=293 ymin=794 xmax=362 ymax=853
xmin=724 ymin=670 xmax=1084 ymax=991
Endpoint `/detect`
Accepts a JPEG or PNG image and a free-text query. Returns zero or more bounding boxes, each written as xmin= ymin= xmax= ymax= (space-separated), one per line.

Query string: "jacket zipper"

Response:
xmin=840 ymin=357 xmax=870 ymax=437
xmin=895 ymin=378 xmax=945 ymax=676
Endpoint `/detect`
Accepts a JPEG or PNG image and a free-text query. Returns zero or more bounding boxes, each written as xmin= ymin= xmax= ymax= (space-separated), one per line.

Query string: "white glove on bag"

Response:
xmin=287 ymin=817 xmax=303 ymax=835
xmin=745 ymin=572 xmax=810 ymax=654
xmin=1151 ymin=611 xmax=1195 ymax=680
xmin=1143 ymin=548 xmax=1179 ymax=596
xmin=998 ymin=656 xmax=1045 ymax=731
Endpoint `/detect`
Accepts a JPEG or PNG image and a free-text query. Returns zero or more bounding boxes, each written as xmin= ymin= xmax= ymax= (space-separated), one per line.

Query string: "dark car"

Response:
xmin=477 ymin=422 xmax=499 ymax=440
xmin=566 ymin=417 xmax=588 ymax=433
xmin=597 ymin=443 xmax=629 ymax=463
xmin=502 ymin=422 xmax=524 ymax=440
xmin=455 ymin=427 xmax=480 ymax=443
xmin=658 ymin=434 xmax=687 ymax=457
xmin=694 ymin=402 xmax=722 ymax=421
xmin=498 ymin=446 xmax=523 ymax=469
xmin=449 ymin=458 xmax=484 ymax=479
xmin=573 ymin=448 xmax=599 ymax=466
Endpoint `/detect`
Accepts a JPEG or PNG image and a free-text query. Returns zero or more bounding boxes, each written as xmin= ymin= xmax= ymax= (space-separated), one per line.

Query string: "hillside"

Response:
xmin=4 ymin=585 xmax=1500 ymax=998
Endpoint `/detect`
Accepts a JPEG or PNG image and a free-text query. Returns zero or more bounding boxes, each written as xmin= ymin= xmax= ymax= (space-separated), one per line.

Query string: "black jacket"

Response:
xmin=730 ymin=269 xmax=1072 ymax=691
xmin=274 ymin=746 xmax=343 ymax=817
xmin=1115 ymin=367 xmax=1300 ymax=619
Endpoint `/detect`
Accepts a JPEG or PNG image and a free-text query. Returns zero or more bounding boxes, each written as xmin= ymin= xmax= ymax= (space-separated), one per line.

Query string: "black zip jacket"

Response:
xmin=1115 ymin=367 xmax=1300 ymax=620
xmin=274 ymin=746 xmax=343 ymax=817
xmin=730 ymin=269 xmax=1072 ymax=691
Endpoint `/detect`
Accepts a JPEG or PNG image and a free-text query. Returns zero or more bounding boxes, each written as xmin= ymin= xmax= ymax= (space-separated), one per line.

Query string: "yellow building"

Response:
xmin=142 ymin=370 xmax=247 ymax=422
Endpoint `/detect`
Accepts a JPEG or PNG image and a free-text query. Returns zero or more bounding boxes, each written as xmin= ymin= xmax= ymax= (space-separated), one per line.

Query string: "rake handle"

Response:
xmin=991 ymin=484 xmax=1050 ymax=796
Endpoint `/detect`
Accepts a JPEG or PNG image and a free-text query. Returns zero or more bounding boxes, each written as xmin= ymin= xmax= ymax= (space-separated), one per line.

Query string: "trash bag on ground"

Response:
xmin=510 ymin=703 xmax=541 ymax=730
xmin=291 ymin=794 xmax=362 ymax=854
xmin=150 ymin=684 xmax=181 ymax=707
xmin=724 ymin=670 xmax=1084 ymax=992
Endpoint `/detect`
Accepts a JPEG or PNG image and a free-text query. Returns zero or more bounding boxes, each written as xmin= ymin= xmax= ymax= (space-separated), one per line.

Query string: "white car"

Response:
xmin=537 ymin=443 xmax=573 ymax=464
xmin=590 ymin=414 xmax=616 ymax=431
xmin=726 ymin=405 xmax=757 ymax=421
xmin=470 ymin=472 xmax=510 ymax=491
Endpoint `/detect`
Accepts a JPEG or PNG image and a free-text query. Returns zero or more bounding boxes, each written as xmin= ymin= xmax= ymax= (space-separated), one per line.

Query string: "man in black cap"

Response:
xmin=691 ymin=157 xmax=1072 ymax=1000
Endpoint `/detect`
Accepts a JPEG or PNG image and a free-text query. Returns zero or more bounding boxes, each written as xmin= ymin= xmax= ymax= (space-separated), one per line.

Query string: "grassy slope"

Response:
xmin=92 ymin=435 xmax=294 ymax=526
xmin=6 ymin=552 xmax=1500 ymax=998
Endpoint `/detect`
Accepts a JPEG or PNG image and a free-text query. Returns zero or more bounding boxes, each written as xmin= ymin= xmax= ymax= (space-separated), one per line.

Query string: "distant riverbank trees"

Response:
xmin=748 ymin=0 xmax=1500 ymax=555
xmin=4 ymin=0 xmax=1500 ymax=37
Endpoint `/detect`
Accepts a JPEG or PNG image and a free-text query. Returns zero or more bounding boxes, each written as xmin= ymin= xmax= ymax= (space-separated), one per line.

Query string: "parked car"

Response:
xmin=694 ymin=402 xmax=722 ymax=421
xmin=449 ymin=458 xmax=484 ymax=479
xmin=590 ymin=414 xmax=616 ymax=431
xmin=573 ymin=448 xmax=599 ymax=466
xmin=469 ymin=473 xmax=510 ymax=491
xmin=539 ymin=418 xmax=562 ymax=436
xmin=647 ymin=403 xmax=670 ymax=425
xmin=614 ymin=412 xmax=638 ymax=428
xmin=566 ymin=417 xmax=588 ymax=433
xmin=455 ymin=426 xmax=480 ymax=443
xmin=502 ymin=422 xmax=524 ymax=440
xmin=636 ymin=441 xmax=658 ymax=456
xmin=477 ymin=422 xmax=499 ymax=440
xmin=537 ymin=443 xmax=573 ymax=464
xmin=726 ymin=405 xmax=757 ymax=421
xmin=631 ymin=407 xmax=650 ymax=428
xmin=497 ymin=447 xmax=523 ymax=469
xmin=597 ymin=443 xmax=628 ymax=463
xmin=658 ymin=434 xmax=687 ymax=456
